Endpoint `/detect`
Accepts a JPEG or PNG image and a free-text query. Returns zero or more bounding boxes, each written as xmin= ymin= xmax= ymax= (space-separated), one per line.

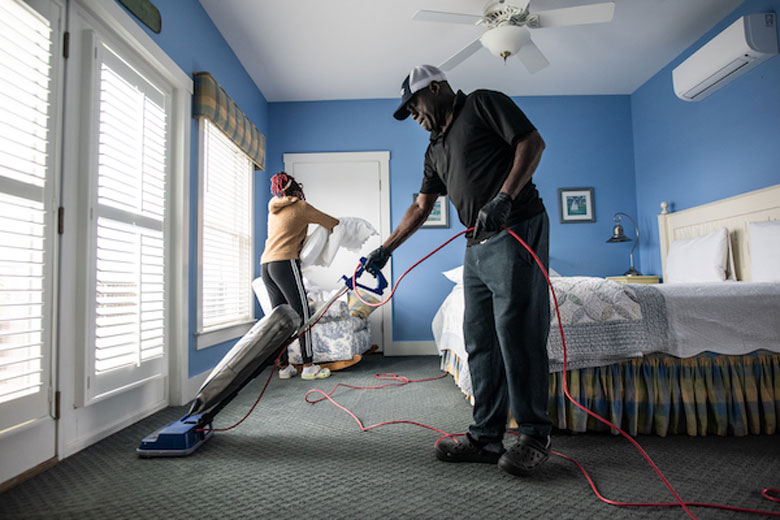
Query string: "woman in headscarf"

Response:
xmin=260 ymin=172 xmax=339 ymax=380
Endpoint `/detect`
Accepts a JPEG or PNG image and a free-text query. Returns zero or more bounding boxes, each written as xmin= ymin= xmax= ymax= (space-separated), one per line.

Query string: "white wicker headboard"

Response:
xmin=657 ymin=183 xmax=780 ymax=282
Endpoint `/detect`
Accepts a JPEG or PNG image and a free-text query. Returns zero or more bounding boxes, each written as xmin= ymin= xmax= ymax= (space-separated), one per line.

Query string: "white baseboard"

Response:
xmin=387 ymin=341 xmax=438 ymax=356
xmin=61 ymin=400 xmax=167 ymax=459
xmin=0 ymin=419 xmax=55 ymax=488
xmin=178 ymin=371 xmax=210 ymax=406
xmin=60 ymin=371 xmax=209 ymax=459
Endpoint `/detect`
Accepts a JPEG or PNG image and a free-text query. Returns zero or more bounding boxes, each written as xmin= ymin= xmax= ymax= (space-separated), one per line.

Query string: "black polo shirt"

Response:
xmin=420 ymin=90 xmax=544 ymax=243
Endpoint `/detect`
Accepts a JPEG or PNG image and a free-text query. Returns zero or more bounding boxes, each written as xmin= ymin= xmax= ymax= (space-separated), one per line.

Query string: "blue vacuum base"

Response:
xmin=136 ymin=414 xmax=213 ymax=457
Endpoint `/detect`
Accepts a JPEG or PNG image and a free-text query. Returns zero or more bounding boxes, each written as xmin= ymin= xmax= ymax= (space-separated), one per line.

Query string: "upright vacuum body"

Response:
xmin=137 ymin=305 xmax=300 ymax=457
xmin=136 ymin=259 xmax=387 ymax=457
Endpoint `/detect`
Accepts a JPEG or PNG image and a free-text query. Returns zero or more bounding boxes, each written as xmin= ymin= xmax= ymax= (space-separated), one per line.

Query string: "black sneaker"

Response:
xmin=498 ymin=434 xmax=551 ymax=476
xmin=435 ymin=434 xmax=505 ymax=464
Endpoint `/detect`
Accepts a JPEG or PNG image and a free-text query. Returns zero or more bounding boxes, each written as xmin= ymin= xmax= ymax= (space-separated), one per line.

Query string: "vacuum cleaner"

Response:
xmin=137 ymin=259 xmax=387 ymax=457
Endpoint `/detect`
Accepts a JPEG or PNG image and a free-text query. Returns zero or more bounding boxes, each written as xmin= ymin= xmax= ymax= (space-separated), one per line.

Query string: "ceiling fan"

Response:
xmin=413 ymin=0 xmax=615 ymax=73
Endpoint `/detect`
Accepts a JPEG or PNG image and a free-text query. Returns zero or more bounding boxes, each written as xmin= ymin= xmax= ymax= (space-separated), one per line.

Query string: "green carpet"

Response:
xmin=1 ymin=355 xmax=778 ymax=519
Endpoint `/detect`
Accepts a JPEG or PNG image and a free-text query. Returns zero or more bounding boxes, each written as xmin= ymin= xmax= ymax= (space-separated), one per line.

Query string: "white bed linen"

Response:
xmin=432 ymin=277 xmax=780 ymax=362
xmin=660 ymin=282 xmax=780 ymax=357
xmin=300 ymin=217 xmax=377 ymax=268
xmin=431 ymin=284 xmax=467 ymax=360
xmin=433 ymin=276 xmax=780 ymax=397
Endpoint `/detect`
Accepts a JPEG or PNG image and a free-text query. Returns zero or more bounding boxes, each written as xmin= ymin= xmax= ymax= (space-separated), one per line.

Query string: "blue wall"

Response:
xmin=268 ymin=95 xmax=637 ymax=341
xmin=122 ymin=0 xmax=780 ymax=367
xmin=632 ymin=0 xmax=780 ymax=277
xmin=117 ymin=0 xmax=270 ymax=376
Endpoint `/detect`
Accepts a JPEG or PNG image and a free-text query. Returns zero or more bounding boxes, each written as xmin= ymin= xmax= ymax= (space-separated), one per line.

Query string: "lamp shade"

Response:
xmin=606 ymin=223 xmax=631 ymax=243
xmin=480 ymin=25 xmax=530 ymax=59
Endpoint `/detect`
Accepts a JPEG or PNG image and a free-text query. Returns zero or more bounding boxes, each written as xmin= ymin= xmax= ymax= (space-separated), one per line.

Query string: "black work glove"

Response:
xmin=364 ymin=245 xmax=391 ymax=276
xmin=473 ymin=192 xmax=513 ymax=241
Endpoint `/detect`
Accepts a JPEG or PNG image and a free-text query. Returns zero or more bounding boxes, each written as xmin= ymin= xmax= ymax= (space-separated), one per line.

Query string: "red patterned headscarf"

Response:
xmin=270 ymin=172 xmax=304 ymax=200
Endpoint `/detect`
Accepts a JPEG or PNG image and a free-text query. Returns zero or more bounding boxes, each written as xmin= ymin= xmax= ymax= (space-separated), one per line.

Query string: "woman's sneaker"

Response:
xmin=278 ymin=365 xmax=298 ymax=379
xmin=301 ymin=364 xmax=331 ymax=380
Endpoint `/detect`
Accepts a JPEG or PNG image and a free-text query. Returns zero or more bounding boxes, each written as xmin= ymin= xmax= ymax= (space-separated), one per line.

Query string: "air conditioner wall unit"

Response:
xmin=672 ymin=13 xmax=778 ymax=102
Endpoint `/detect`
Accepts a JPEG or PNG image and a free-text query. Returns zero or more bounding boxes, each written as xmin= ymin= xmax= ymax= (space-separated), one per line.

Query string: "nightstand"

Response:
xmin=606 ymin=275 xmax=660 ymax=285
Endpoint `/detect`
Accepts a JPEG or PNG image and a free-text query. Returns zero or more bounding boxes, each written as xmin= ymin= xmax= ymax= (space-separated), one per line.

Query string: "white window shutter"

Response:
xmin=199 ymin=118 xmax=254 ymax=334
xmin=0 ymin=0 xmax=56 ymax=431
xmin=85 ymin=41 xmax=168 ymax=402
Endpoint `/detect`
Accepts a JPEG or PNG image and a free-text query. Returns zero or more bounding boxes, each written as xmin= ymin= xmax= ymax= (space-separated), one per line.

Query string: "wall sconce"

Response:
xmin=606 ymin=212 xmax=641 ymax=276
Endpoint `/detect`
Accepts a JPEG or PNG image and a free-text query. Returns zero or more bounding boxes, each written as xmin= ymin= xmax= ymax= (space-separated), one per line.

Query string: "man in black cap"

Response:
xmin=365 ymin=64 xmax=552 ymax=477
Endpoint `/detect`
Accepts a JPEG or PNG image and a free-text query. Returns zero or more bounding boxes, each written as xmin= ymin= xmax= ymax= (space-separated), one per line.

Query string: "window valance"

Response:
xmin=193 ymin=72 xmax=265 ymax=170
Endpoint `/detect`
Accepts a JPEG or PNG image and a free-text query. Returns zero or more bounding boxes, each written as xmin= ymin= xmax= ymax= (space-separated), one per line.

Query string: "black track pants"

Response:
xmin=261 ymin=260 xmax=313 ymax=365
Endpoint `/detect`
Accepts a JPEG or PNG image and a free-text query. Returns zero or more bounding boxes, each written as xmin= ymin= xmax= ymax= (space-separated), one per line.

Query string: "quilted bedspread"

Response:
xmin=546 ymin=276 xmax=667 ymax=371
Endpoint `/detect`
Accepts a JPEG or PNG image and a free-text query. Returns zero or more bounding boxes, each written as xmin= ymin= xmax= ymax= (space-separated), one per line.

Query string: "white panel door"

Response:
xmin=283 ymin=152 xmax=390 ymax=350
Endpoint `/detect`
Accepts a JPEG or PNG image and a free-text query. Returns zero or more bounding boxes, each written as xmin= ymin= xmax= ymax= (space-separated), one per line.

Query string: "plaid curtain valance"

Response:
xmin=193 ymin=72 xmax=265 ymax=170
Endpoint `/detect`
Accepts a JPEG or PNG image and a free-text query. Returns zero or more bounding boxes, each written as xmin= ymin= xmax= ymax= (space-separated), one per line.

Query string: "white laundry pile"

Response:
xmin=299 ymin=217 xmax=378 ymax=268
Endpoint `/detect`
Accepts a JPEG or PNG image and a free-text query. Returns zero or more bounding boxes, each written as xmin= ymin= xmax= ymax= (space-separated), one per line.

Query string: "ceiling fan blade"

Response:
xmin=529 ymin=2 xmax=615 ymax=29
xmin=516 ymin=39 xmax=549 ymax=74
xmin=439 ymin=37 xmax=483 ymax=71
xmin=412 ymin=9 xmax=483 ymax=26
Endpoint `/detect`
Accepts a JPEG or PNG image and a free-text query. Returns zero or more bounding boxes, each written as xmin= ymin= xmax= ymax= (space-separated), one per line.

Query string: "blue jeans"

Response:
xmin=463 ymin=211 xmax=552 ymax=441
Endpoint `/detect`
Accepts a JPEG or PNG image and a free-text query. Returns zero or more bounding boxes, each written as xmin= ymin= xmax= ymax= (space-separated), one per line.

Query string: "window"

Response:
xmin=83 ymin=36 xmax=169 ymax=402
xmin=197 ymin=118 xmax=254 ymax=346
xmin=0 ymin=0 xmax=58 ymax=432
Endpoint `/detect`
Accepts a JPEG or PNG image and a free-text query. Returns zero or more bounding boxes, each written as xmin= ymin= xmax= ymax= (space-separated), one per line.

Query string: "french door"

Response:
xmin=0 ymin=0 xmax=64 ymax=484
xmin=1 ymin=0 xmax=190 ymax=486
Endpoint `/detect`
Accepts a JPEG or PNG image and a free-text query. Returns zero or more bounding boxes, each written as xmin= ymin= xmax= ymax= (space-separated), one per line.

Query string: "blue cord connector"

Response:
xmin=341 ymin=256 xmax=388 ymax=296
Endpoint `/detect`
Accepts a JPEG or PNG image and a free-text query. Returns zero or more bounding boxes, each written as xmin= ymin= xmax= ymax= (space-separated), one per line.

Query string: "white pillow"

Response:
xmin=300 ymin=225 xmax=328 ymax=267
xmin=442 ymin=265 xmax=463 ymax=285
xmin=665 ymin=227 xmax=729 ymax=284
xmin=749 ymin=220 xmax=780 ymax=282
xmin=442 ymin=264 xmax=558 ymax=283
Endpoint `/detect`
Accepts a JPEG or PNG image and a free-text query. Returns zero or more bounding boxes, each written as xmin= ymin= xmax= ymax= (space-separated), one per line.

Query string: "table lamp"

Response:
xmin=606 ymin=212 xmax=641 ymax=276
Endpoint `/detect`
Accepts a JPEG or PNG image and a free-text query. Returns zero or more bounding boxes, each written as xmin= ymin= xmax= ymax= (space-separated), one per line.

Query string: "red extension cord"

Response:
xmin=208 ymin=228 xmax=780 ymax=519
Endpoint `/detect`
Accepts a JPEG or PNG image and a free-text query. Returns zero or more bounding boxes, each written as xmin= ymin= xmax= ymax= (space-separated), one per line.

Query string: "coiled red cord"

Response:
xmin=209 ymin=228 xmax=778 ymax=517
xmin=345 ymin=227 xmax=779 ymax=519
xmin=304 ymin=373 xmax=452 ymax=436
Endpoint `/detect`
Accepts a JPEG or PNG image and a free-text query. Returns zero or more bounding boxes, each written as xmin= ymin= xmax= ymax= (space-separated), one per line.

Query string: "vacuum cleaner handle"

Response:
xmin=341 ymin=257 xmax=388 ymax=296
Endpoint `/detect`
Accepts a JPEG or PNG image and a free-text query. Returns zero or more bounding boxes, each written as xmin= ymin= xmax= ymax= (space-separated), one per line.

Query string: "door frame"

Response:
xmin=283 ymin=151 xmax=392 ymax=352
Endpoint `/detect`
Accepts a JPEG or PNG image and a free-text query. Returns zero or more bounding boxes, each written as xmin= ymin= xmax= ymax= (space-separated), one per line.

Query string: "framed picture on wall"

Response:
xmin=558 ymin=187 xmax=595 ymax=223
xmin=414 ymin=193 xmax=449 ymax=228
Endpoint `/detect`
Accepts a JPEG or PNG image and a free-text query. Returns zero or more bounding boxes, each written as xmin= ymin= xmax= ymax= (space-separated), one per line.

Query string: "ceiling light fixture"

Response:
xmin=480 ymin=25 xmax=531 ymax=62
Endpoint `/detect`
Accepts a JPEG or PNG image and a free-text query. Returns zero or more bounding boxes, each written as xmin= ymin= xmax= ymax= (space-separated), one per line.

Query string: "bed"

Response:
xmin=433 ymin=184 xmax=780 ymax=437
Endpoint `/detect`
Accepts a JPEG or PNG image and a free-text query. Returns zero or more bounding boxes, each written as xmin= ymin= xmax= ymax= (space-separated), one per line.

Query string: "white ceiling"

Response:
xmin=199 ymin=0 xmax=744 ymax=103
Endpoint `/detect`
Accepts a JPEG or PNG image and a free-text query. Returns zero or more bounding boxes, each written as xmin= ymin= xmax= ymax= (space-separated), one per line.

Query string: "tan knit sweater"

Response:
xmin=260 ymin=196 xmax=339 ymax=264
